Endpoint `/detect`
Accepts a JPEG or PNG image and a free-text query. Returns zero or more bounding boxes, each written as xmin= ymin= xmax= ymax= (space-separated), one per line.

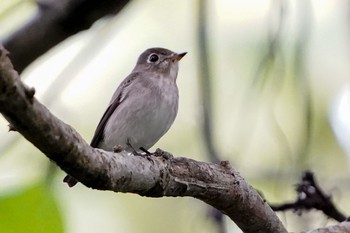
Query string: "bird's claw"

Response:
xmin=154 ymin=148 xmax=173 ymax=159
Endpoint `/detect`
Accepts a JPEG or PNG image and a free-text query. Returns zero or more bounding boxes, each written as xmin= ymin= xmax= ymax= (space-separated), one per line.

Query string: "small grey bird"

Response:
xmin=64 ymin=47 xmax=186 ymax=187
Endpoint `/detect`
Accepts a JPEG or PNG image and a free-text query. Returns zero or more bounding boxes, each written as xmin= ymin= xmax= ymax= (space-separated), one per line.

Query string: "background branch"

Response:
xmin=196 ymin=0 xmax=225 ymax=232
xmin=270 ymin=171 xmax=348 ymax=222
xmin=196 ymin=0 xmax=220 ymax=164
xmin=2 ymin=0 xmax=130 ymax=73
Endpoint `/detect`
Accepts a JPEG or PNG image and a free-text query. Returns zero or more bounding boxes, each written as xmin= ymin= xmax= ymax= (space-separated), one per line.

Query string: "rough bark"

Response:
xmin=306 ymin=222 xmax=350 ymax=233
xmin=0 ymin=45 xmax=289 ymax=233
xmin=2 ymin=0 xmax=130 ymax=73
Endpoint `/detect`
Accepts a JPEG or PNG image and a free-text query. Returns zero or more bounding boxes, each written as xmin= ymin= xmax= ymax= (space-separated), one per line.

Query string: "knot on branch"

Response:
xmin=24 ymin=85 xmax=36 ymax=103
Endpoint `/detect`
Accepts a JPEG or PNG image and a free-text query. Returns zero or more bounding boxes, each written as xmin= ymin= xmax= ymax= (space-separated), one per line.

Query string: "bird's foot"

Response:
xmin=139 ymin=147 xmax=152 ymax=155
xmin=128 ymin=147 xmax=150 ymax=157
xmin=154 ymin=148 xmax=173 ymax=159
xmin=132 ymin=148 xmax=154 ymax=163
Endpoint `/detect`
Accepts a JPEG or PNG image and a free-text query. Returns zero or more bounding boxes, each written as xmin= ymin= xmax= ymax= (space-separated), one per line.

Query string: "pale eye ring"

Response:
xmin=148 ymin=54 xmax=159 ymax=63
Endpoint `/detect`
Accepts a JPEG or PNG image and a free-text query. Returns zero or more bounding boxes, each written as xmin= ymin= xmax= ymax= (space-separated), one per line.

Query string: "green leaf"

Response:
xmin=0 ymin=183 xmax=63 ymax=233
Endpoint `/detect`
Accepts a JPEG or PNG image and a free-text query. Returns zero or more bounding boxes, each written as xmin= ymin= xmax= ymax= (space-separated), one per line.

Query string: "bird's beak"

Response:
xmin=170 ymin=52 xmax=187 ymax=61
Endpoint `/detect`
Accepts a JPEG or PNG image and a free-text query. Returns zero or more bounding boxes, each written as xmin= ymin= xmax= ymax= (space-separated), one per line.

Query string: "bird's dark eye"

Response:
xmin=148 ymin=54 xmax=159 ymax=63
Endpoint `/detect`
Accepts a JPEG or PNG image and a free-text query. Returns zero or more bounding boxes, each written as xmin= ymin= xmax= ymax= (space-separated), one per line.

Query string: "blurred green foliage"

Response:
xmin=0 ymin=183 xmax=63 ymax=233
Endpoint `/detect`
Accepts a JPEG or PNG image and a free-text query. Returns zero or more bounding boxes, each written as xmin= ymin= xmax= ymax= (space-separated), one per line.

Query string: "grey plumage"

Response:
xmin=64 ymin=47 xmax=186 ymax=187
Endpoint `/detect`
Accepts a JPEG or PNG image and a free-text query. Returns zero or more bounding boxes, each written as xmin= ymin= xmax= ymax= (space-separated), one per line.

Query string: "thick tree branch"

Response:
xmin=0 ymin=46 xmax=288 ymax=233
xmin=2 ymin=0 xmax=130 ymax=73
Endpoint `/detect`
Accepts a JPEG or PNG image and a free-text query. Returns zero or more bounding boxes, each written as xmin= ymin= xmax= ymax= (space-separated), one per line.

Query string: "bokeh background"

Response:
xmin=1 ymin=0 xmax=350 ymax=232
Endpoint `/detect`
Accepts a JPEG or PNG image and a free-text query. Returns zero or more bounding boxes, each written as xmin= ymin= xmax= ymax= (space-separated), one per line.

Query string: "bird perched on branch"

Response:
xmin=64 ymin=47 xmax=186 ymax=187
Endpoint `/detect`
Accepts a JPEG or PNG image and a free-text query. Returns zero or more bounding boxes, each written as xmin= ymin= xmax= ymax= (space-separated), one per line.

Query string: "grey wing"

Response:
xmin=90 ymin=73 xmax=139 ymax=148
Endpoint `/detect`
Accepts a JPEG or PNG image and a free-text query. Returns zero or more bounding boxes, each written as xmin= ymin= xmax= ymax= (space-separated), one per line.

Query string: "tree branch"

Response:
xmin=0 ymin=45 xmax=288 ymax=233
xmin=2 ymin=0 xmax=130 ymax=73
xmin=270 ymin=171 xmax=348 ymax=222
xmin=306 ymin=221 xmax=350 ymax=233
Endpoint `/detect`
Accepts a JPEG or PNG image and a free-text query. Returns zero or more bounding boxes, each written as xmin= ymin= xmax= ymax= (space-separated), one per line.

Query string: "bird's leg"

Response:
xmin=126 ymin=138 xmax=147 ymax=157
xmin=140 ymin=147 xmax=152 ymax=155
